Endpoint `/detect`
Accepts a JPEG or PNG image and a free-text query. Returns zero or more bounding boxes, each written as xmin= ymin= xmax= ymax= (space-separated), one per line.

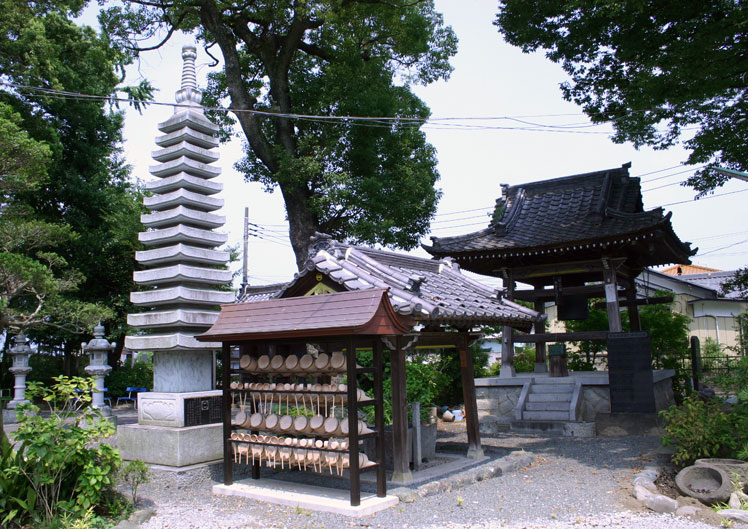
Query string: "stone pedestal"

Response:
xmin=152 ymin=350 xmax=214 ymax=393
xmin=118 ymin=422 xmax=222 ymax=466
xmin=138 ymin=390 xmax=221 ymax=427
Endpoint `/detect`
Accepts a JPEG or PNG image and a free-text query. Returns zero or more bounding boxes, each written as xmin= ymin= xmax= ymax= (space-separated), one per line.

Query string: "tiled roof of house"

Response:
xmin=678 ymin=271 xmax=744 ymax=299
xmin=424 ymin=164 xmax=695 ymax=267
xmin=660 ymin=264 xmax=721 ymax=275
xmin=238 ymin=235 xmax=540 ymax=330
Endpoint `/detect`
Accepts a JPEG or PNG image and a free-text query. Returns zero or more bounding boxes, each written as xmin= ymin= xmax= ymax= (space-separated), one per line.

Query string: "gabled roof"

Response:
xmin=239 ymin=235 xmax=539 ymax=330
xmin=424 ymin=164 xmax=695 ymax=270
xmin=678 ymin=270 xmax=744 ymax=300
xmin=197 ymin=288 xmax=413 ymax=342
xmin=660 ymin=264 xmax=720 ymax=276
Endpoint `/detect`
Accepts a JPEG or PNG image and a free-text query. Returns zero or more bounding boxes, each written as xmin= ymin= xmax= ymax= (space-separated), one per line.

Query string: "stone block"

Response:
xmin=117 ymin=423 xmax=222 ymax=467
xmin=562 ymin=422 xmax=596 ymax=438
xmin=675 ymin=505 xmax=702 ymax=516
xmin=717 ymin=509 xmax=748 ymax=524
xmin=643 ymin=493 xmax=678 ymax=513
xmin=152 ymin=351 xmax=215 ymax=393
xmin=138 ymin=389 xmax=221 ymax=426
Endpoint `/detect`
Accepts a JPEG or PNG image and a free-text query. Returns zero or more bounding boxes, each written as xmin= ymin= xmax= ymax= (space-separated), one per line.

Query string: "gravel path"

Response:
xmin=134 ymin=428 xmax=742 ymax=529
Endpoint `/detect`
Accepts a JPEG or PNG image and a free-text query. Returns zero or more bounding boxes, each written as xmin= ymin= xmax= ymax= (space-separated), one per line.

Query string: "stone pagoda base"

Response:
xmin=118 ymin=423 xmax=222 ymax=467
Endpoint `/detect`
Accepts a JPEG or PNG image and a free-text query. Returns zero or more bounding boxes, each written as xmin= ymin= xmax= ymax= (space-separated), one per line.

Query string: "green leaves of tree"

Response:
xmin=495 ymin=0 xmax=748 ymax=194
xmin=104 ymin=0 xmax=456 ymax=267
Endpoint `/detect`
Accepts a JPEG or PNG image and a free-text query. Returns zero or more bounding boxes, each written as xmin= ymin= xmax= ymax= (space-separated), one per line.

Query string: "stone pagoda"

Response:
xmin=120 ymin=45 xmax=232 ymax=467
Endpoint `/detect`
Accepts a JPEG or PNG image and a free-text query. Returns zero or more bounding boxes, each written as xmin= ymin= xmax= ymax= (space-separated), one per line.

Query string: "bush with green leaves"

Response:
xmin=660 ymin=394 xmax=748 ymax=468
xmin=119 ymin=460 xmax=151 ymax=506
xmin=4 ymin=376 xmax=123 ymax=526
xmin=105 ymin=360 xmax=153 ymax=399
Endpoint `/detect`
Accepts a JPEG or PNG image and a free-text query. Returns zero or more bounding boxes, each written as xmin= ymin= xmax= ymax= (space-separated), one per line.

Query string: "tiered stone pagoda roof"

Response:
xmin=424 ymin=164 xmax=696 ymax=277
xmin=126 ymin=46 xmax=232 ymax=353
xmin=239 ymin=235 xmax=539 ymax=331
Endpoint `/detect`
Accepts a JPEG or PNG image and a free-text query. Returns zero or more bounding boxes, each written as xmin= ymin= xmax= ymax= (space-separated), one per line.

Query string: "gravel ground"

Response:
xmin=132 ymin=424 xmax=744 ymax=529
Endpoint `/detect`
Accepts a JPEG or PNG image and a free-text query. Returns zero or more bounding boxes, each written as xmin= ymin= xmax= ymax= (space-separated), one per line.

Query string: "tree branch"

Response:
xmin=198 ymin=0 xmax=279 ymax=173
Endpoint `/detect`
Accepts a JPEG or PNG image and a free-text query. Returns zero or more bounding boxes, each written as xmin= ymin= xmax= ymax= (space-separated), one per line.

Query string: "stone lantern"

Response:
xmin=8 ymin=333 xmax=32 ymax=409
xmin=83 ymin=323 xmax=114 ymax=417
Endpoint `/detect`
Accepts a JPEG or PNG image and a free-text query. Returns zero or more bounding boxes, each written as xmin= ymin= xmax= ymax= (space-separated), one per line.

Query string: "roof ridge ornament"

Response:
xmin=175 ymin=45 xmax=202 ymax=110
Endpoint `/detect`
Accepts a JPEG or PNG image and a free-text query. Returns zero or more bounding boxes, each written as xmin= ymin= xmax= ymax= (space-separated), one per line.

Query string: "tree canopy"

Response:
xmin=0 ymin=0 xmax=146 ymax=351
xmin=495 ymin=1 xmax=748 ymax=195
xmin=101 ymin=0 xmax=457 ymax=268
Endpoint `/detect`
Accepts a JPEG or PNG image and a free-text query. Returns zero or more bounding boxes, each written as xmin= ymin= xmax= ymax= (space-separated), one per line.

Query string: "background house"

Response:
xmin=638 ymin=267 xmax=747 ymax=352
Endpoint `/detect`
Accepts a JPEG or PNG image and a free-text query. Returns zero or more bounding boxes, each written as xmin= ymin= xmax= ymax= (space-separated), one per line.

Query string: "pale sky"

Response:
xmin=101 ymin=1 xmax=747 ymax=291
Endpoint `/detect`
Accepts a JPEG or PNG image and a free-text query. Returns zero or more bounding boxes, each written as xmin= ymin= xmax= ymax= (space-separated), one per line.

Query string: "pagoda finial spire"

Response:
xmin=175 ymin=44 xmax=202 ymax=109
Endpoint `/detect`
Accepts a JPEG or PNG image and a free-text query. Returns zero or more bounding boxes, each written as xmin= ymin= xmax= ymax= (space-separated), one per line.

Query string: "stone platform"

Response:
xmin=213 ymin=479 xmax=398 ymax=517
xmin=475 ymin=370 xmax=676 ymax=428
xmin=118 ymin=422 xmax=222 ymax=467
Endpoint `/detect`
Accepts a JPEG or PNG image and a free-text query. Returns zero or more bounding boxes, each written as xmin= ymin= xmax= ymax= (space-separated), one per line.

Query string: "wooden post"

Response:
xmin=373 ymin=338 xmax=386 ymax=497
xmin=500 ymin=271 xmax=516 ymax=377
xmin=459 ymin=331 xmax=484 ymax=459
xmin=602 ymin=259 xmax=622 ymax=333
xmin=534 ymin=291 xmax=547 ymax=373
xmin=390 ymin=337 xmax=412 ymax=483
xmin=347 ymin=336 xmax=360 ymax=506
xmin=411 ymin=402 xmax=422 ymax=470
xmin=626 ymin=281 xmax=641 ymax=332
xmin=221 ymin=343 xmax=233 ymax=486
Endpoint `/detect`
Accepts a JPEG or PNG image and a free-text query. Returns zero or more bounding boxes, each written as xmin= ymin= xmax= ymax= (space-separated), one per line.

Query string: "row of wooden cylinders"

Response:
xmin=230 ymin=433 xmax=371 ymax=474
xmin=239 ymin=352 xmax=350 ymax=372
xmin=233 ymin=411 xmax=373 ymax=436
xmin=229 ymin=381 xmax=371 ymax=402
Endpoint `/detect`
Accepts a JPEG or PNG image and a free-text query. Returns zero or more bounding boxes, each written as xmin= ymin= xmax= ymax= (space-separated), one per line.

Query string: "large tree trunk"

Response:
xmin=281 ymin=184 xmax=319 ymax=270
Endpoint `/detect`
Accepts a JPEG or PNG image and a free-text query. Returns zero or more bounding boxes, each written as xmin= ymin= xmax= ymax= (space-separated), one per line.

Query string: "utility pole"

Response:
xmin=241 ymin=207 xmax=249 ymax=297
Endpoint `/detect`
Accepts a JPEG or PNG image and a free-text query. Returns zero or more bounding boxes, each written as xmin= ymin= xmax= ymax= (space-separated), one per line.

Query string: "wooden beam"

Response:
xmin=602 ymin=258 xmax=622 ymax=332
xmin=501 ymin=271 xmax=515 ymax=377
xmin=534 ymin=294 xmax=548 ymax=373
xmin=513 ymin=331 xmax=609 ymax=343
xmin=591 ymin=295 xmax=674 ymax=309
xmin=390 ymin=337 xmax=412 ymax=483
xmin=458 ymin=331 xmax=483 ymax=459
xmin=513 ymin=284 xmax=624 ymax=302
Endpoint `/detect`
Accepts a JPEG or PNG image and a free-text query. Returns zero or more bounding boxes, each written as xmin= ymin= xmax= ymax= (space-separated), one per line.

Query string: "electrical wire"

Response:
xmin=654 ymin=188 xmax=748 ymax=208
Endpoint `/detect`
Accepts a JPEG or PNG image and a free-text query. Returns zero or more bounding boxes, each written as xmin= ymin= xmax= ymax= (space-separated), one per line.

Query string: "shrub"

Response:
xmin=6 ymin=376 xmax=122 ymax=525
xmin=105 ymin=361 xmax=153 ymax=398
xmin=660 ymin=394 xmax=744 ymax=467
xmin=119 ymin=460 xmax=151 ymax=505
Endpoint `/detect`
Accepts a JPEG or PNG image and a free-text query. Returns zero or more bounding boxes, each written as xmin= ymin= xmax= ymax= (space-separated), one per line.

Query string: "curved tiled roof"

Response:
xmin=238 ymin=235 xmax=540 ymax=330
xmin=424 ymin=164 xmax=695 ymax=267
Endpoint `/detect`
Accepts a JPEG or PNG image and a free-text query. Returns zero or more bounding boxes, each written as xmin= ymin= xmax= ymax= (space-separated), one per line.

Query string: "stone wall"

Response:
xmin=474 ymin=370 xmax=675 ymax=424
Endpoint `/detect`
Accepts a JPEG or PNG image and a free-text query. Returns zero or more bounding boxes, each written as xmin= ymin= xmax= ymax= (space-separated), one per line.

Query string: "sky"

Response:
xmin=100 ymin=1 xmax=748 ymax=292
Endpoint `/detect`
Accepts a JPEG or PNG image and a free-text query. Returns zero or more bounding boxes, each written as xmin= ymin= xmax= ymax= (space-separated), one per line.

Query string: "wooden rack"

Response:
xmin=221 ymin=336 xmax=386 ymax=506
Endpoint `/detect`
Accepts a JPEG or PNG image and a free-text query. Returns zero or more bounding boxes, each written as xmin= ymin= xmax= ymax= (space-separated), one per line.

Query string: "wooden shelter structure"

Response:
xmin=424 ymin=163 xmax=697 ymax=374
xmin=197 ymin=288 xmax=411 ymax=505
xmin=226 ymin=233 xmax=541 ymax=483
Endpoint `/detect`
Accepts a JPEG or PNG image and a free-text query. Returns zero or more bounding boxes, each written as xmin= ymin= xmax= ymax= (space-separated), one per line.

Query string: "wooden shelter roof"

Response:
xmin=196 ymin=288 xmax=413 ymax=342
xmin=423 ymin=164 xmax=696 ymax=275
xmin=238 ymin=235 xmax=540 ymax=331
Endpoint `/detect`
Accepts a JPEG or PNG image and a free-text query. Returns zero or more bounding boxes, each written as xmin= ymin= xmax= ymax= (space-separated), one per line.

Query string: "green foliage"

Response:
xmin=9 ymin=376 xmax=122 ymax=524
xmin=430 ymin=344 xmax=489 ymax=407
xmin=105 ymin=361 xmax=153 ymax=398
xmin=661 ymin=394 xmax=748 ymax=468
xmin=0 ymin=432 xmax=38 ymax=528
xmin=512 ymin=345 xmax=536 ymax=373
xmin=495 ymin=1 xmax=748 ymax=195
xmin=722 ymin=270 xmax=748 ymax=301
xmin=0 ymin=0 xmax=144 ymax=354
xmin=119 ymin=460 xmax=151 ymax=506
xmin=102 ymin=0 xmax=456 ymax=266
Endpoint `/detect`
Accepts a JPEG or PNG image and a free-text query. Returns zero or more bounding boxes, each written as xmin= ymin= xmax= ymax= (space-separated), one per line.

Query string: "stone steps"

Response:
xmin=525 ymin=401 xmax=570 ymax=411
xmin=526 ymin=392 xmax=572 ymax=402
xmin=517 ymin=379 xmax=579 ymax=422
xmin=521 ymin=410 xmax=571 ymax=421
xmin=528 ymin=385 xmax=574 ymax=394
